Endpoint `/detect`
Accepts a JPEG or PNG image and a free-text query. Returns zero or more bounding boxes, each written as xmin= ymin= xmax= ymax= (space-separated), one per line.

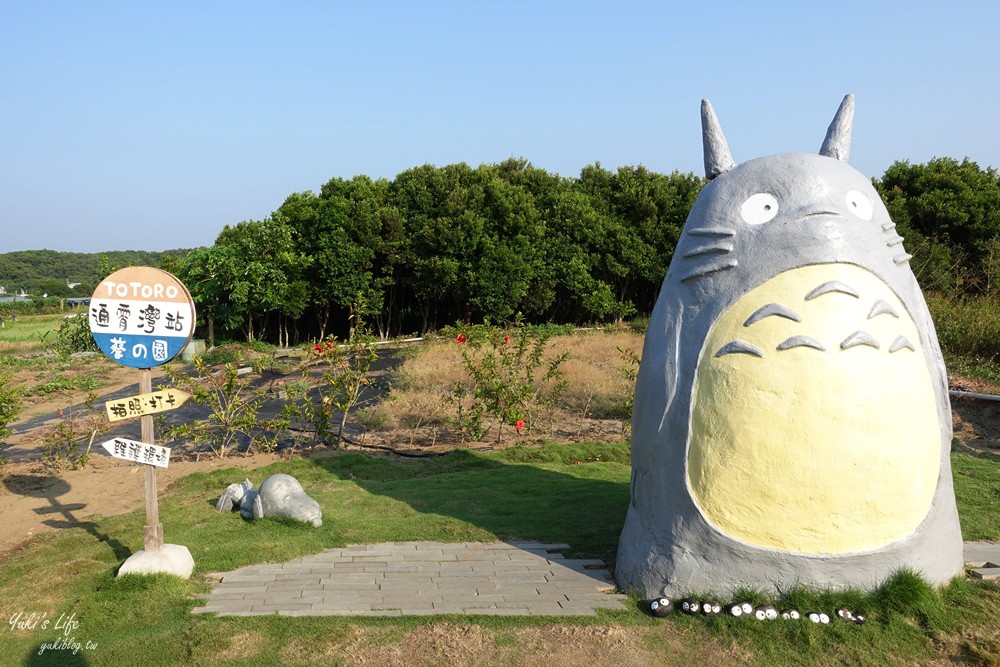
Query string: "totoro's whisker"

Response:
xmin=680 ymin=259 xmax=738 ymax=282
xmin=868 ymin=300 xmax=899 ymax=319
xmin=840 ymin=330 xmax=880 ymax=350
xmin=885 ymin=234 xmax=905 ymax=247
xmin=776 ymin=335 xmax=825 ymax=352
xmin=894 ymin=253 xmax=913 ymax=265
xmin=744 ymin=303 xmax=801 ymax=327
xmin=881 ymin=222 xmax=897 ymax=232
xmin=686 ymin=227 xmax=735 ymax=237
xmin=889 ymin=335 xmax=916 ymax=353
xmin=683 ymin=241 xmax=735 ymax=258
xmin=805 ymin=281 xmax=860 ymax=300
xmin=715 ymin=340 xmax=764 ymax=358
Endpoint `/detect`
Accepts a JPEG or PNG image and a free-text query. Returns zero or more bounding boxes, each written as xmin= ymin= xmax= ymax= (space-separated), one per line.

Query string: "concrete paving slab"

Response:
xmin=195 ymin=541 xmax=625 ymax=617
xmin=964 ymin=541 xmax=1000 ymax=566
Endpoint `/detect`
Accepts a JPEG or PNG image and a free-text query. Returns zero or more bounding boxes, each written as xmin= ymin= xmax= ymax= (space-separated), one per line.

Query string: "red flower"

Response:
xmin=514 ymin=419 xmax=525 ymax=432
xmin=504 ymin=333 xmax=510 ymax=345
xmin=456 ymin=333 xmax=466 ymax=344
xmin=313 ymin=343 xmax=323 ymax=354
xmin=325 ymin=341 xmax=334 ymax=350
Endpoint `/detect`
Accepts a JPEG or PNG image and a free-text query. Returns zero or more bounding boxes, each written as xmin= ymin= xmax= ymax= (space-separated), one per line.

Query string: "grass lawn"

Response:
xmin=1 ymin=441 xmax=998 ymax=667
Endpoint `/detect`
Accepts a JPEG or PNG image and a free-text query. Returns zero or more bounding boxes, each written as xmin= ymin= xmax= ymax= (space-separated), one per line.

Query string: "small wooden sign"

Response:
xmin=100 ymin=437 xmax=171 ymax=468
xmin=105 ymin=389 xmax=191 ymax=422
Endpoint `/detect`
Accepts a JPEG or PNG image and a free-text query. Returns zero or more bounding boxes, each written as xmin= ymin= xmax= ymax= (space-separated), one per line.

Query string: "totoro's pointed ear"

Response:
xmin=702 ymin=99 xmax=736 ymax=180
xmin=819 ymin=94 xmax=855 ymax=162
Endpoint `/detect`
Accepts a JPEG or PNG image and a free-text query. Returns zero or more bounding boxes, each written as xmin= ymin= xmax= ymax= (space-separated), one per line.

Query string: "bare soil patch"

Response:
xmin=950 ymin=376 xmax=1000 ymax=458
xmin=0 ymin=447 xmax=284 ymax=555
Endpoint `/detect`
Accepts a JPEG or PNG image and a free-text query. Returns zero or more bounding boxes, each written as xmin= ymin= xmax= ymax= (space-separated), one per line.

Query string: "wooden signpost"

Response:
xmin=89 ymin=267 xmax=195 ymax=555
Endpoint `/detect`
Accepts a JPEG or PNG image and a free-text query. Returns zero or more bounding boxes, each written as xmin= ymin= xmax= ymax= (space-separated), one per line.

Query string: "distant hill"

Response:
xmin=0 ymin=248 xmax=197 ymax=297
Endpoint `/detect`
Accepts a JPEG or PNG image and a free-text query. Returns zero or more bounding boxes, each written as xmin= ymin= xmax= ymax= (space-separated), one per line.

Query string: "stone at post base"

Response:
xmin=117 ymin=544 xmax=195 ymax=579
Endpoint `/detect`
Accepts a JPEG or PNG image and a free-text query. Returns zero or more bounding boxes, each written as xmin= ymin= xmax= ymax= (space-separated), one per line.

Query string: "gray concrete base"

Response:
xmin=117 ymin=544 xmax=195 ymax=579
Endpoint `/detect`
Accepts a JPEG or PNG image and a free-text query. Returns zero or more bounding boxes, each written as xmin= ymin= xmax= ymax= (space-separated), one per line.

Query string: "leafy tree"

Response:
xmin=175 ymin=246 xmax=230 ymax=347
xmin=279 ymin=178 xmax=399 ymax=340
xmin=393 ymin=163 xmax=488 ymax=331
xmin=35 ymin=278 xmax=74 ymax=298
xmin=179 ymin=218 xmax=311 ymax=344
xmin=876 ymin=157 xmax=1000 ymax=294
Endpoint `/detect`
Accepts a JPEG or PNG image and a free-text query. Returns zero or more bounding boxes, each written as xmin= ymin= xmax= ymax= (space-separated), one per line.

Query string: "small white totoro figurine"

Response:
xmin=216 ymin=474 xmax=323 ymax=527
xmin=615 ymin=95 xmax=964 ymax=599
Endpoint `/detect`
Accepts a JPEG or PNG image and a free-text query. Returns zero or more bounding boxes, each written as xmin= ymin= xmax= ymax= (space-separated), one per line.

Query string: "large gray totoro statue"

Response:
xmin=216 ymin=474 xmax=323 ymax=527
xmin=616 ymin=95 xmax=964 ymax=598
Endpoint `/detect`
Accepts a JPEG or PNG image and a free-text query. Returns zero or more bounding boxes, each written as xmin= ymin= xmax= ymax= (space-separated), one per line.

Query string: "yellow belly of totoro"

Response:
xmin=687 ymin=263 xmax=940 ymax=554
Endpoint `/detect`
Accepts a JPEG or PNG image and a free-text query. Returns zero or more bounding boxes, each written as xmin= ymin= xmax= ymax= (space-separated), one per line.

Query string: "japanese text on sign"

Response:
xmin=90 ymin=301 xmax=190 ymax=338
xmin=105 ymin=389 xmax=191 ymax=422
xmin=100 ymin=438 xmax=171 ymax=469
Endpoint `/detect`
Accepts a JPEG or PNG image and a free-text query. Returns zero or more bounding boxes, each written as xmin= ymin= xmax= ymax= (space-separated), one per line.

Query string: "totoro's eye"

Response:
xmin=845 ymin=189 xmax=874 ymax=221
xmin=740 ymin=193 xmax=779 ymax=225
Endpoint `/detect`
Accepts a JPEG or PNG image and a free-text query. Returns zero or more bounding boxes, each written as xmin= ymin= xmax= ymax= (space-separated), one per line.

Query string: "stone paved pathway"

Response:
xmin=193 ymin=541 xmax=627 ymax=617
xmin=192 ymin=540 xmax=999 ymax=618
xmin=965 ymin=540 xmax=1000 ymax=581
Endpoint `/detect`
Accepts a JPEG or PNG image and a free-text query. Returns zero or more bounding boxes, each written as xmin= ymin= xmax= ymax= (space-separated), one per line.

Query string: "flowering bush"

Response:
xmin=445 ymin=319 xmax=568 ymax=443
xmin=284 ymin=318 xmax=378 ymax=449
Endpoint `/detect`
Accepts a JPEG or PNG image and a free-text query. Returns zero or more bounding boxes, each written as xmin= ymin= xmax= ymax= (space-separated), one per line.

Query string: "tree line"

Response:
xmin=175 ymin=156 xmax=999 ymax=345
xmin=0 ymin=249 xmax=190 ymax=297
xmin=6 ymin=156 xmax=997 ymax=346
xmin=173 ymin=158 xmax=704 ymax=343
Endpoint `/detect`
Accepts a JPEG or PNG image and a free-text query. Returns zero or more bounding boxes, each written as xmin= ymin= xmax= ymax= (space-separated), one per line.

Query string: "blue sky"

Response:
xmin=2 ymin=1 xmax=997 ymax=253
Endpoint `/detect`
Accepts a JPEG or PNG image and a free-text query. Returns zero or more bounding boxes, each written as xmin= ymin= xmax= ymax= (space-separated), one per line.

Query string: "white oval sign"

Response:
xmin=89 ymin=267 xmax=196 ymax=368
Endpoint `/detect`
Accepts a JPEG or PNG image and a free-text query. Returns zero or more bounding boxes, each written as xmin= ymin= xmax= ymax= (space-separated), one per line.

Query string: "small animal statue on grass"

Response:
xmin=215 ymin=473 xmax=323 ymax=527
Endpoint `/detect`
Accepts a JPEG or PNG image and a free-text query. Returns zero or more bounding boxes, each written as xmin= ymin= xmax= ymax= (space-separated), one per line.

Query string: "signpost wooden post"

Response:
xmin=140 ymin=369 xmax=163 ymax=551
xmin=89 ymin=267 xmax=196 ymax=574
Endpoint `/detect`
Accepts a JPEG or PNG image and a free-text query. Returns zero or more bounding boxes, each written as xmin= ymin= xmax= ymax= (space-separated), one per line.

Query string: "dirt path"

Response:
xmin=0 ymin=450 xmax=287 ymax=555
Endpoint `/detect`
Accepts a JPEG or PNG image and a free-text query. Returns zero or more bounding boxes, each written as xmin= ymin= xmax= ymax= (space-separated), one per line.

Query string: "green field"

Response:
xmin=0 ymin=313 xmax=72 ymax=355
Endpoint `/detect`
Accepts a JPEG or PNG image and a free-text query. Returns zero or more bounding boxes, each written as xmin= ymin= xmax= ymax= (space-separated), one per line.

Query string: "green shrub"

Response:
xmin=40 ymin=391 xmax=105 ymax=471
xmin=0 ymin=370 xmax=21 ymax=450
xmin=197 ymin=344 xmax=242 ymax=365
xmin=284 ymin=322 xmax=379 ymax=449
xmin=628 ymin=315 xmax=650 ymax=333
xmin=55 ymin=313 xmax=100 ymax=355
xmin=162 ymin=355 xmax=284 ymax=457
xmin=926 ymin=292 xmax=1000 ymax=363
